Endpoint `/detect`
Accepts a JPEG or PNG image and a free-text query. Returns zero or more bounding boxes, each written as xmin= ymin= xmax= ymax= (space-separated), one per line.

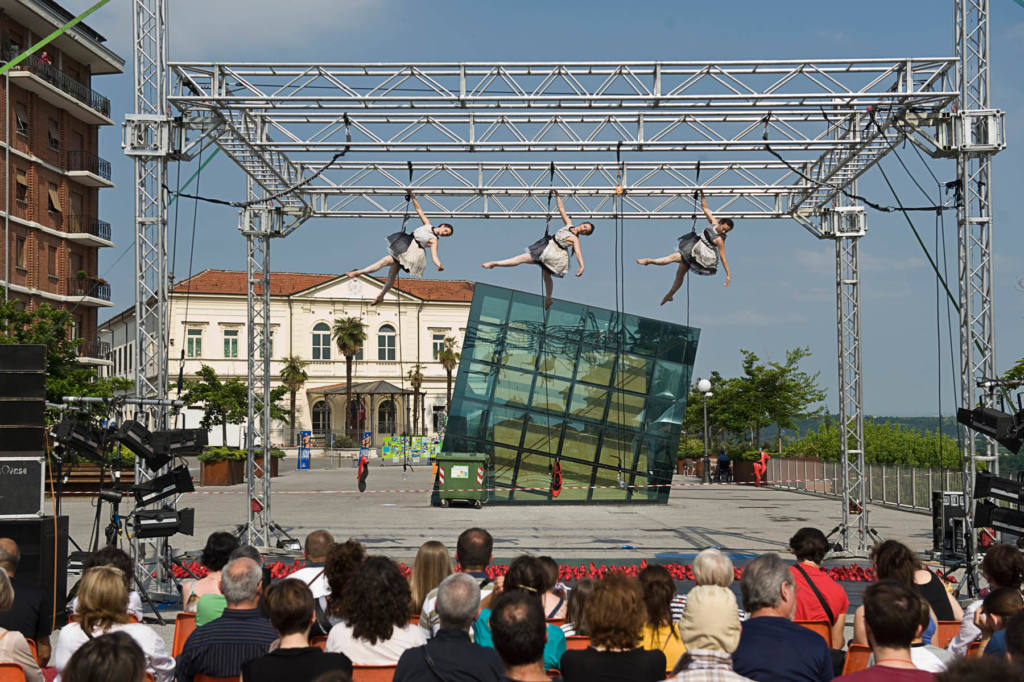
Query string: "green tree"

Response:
xmin=435 ymin=336 xmax=461 ymax=410
xmin=760 ymin=347 xmax=826 ymax=451
xmin=407 ymin=363 xmax=425 ymax=435
xmin=180 ymin=365 xmax=239 ymax=447
xmin=332 ymin=317 xmax=366 ymax=439
xmin=279 ymin=355 xmax=309 ymax=445
xmin=1004 ymin=356 xmax=1024 ymax=382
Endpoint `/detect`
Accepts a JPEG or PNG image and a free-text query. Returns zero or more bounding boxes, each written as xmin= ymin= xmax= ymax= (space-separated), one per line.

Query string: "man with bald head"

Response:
xmin=175 ymin=557 xmax=277 ymax=682
xmin=0 ymin=538 xmax=51 ymax=664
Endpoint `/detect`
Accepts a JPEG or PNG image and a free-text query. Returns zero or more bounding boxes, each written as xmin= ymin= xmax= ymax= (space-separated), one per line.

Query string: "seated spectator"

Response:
xmin=420 ymin=528 xmax=496 ymax=637
xmin=311 ymin=672 xmax=353 ymax=682
xmin=560 ymin=573 xmax=666 ymax=682
xmin=409 ymin=541 xmax=452 ymax=616
xmin=539 ymin=556 xmax=567 ymax=620
xmin=638 ymin=565 xmax=685 ymax=669
xmin=241 ymin=579 xmax=352 ymax=682
xmin=936 ymin=656 xmax=1024 ymax=681
xmin=62 ymin=631 xmax=146 ymax=682
xmin=72 ymin=547 xmax=144 ymax=622
xmin=52 ymin=566 xmax=173 ymax=682
xmin=671 ymin=584 xmax=744 ymax=680
xmin=326 ymin=555 xmax=426 ymax=664
xmin=195 ymin=545 xmax=264 ymax=626
xmin=489 ymin=590 xmax=557 ymax=682
xmin=182 ymin=531 xmax=238 ymax=613
xmin=325 ymin=540 xmax=367 ymax=629
xmin=0 ymin=537 xmax=52 ymax=665
xmin=0 ymin=569 xmax=43 ymax=682
xmin=473 ymin=556 xmax=566 ymax=671
xmin=672 ymin=548 xmax=745 ymax=622
xmin=732 ymin=552 xmax=832 ymax=682
xmin=716 ymin=452 xmax=732 ymax=482
xmin=175 ymin=557 xmax=277 ymax=682
xmin=837 ymin=580 xmax=931 ymax=681
xmin=909 ymin=596 xmax=953 ymax=672
xmin=948 ymin=543 xmax=1024 ymax=658
xmin=1006 ymin=611 xmax=1024 ymax=664
xmin=973 ymin=587 xmax=1023 ymax=656
xmin=395 ymin=573 xmax=503 ymax=681
xmin=289 ymin=531 xmax=335 ymax=610
xmin=789 ymin=527 xmax=849 ymax=647
xmin=561 ymin=578 xmax=595 ymax=637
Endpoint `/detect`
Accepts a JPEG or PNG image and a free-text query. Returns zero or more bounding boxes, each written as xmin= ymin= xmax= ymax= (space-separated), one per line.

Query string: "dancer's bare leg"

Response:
xmin=372 ymin=262 xmax=401 ymax=306
xmin=637 ymin=252 xmax=682 ymax=266
xmin=482 ymin=253 xmax=533 ymax=269
xmin=661 ymin=262 xmax=689 ymax=306
xmin=542 ymin=270 xmax=554 ymax=310
xmin=345 ymin=255 xmax=394 ymax=279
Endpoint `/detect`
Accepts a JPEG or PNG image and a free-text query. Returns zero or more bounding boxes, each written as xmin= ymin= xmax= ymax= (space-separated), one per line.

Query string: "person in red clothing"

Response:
xmin=837 ymin=580 xmax=935 ymax=681
xmin=753 ymin=450 xmax=770 ymax=486
xmin=789 ymin=527 xmax=849 ymax=647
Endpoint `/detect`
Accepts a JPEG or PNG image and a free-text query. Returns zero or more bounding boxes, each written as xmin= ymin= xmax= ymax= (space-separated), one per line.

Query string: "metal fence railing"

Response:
xmin=5 ymin=51 xmax=111 ymax=117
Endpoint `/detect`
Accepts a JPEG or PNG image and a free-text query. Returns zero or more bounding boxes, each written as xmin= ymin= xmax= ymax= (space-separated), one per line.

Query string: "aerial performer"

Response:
xmin=343 ymin=192 xmax=453 ymax=305
xmin=481 ymin=189 xmax=594 ymax=310
xmin=636 ymin=189 xmax=733 ymax=305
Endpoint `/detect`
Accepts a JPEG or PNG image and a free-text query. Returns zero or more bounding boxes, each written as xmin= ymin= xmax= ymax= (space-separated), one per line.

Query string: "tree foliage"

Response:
xmin=180 ymin=364 xmax=288 ymax=447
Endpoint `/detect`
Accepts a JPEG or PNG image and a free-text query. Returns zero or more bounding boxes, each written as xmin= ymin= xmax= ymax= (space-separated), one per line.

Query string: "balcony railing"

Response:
xmin=73 ymin=277 xmax=111 ymax=301
xmin=68 ymin=215 xmax=111 ymax=241
xmin=67 ymin=151 xmax=112 ymax=181
xmin=79 ymin=338 xmax=111 ymax=359
xmin=4 ymin=51 xmax=111 ymax=118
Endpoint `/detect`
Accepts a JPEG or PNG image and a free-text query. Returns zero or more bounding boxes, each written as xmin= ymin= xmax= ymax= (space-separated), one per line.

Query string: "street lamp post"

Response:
xmin=697 ymin=379 xmax=713 ymax=483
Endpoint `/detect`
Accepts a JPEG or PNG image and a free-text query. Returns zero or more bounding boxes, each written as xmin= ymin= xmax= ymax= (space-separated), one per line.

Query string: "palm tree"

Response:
xmin=279 ymin=355 xmax=309 ymax=446
xmin=435 ymin=336 xmax=461 ymax=411
xmin=332 ymin=316 xmax=367 ymax=440
xmin=407 ymin=363 xmax=425 ymax=435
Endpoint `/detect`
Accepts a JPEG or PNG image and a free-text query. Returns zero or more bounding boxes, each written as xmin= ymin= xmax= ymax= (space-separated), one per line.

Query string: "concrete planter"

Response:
xmin=733 ymin=460 xmax=757 ymax=483
xmin=200 ymin=459 xmax=244 ymax=486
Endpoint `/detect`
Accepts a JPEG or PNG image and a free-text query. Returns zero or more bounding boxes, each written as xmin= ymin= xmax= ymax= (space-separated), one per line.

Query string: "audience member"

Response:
xmin=396 ymin=573 xmax=503 ymax=681
xmin=489 ymin=590 xmax=557 ymax=682
xmin=72 ymin=547 xmax=144 ymax=622
xmin=789 ymin=527 xmax=849 ymax=647
xmin=62 ymin=631 xmax=146 ymax=682
xmin=289 ymin=530 xmax=336 ymax=602
xmin=672 ymin=548 xmax=746 ymax=622
xmin=409 ymin=541 xmax=453 ymax=615
xmin=909 ymin=596 xmax=953 ymax=672
xmin=241 ymin=579 xmax=352 ymax=682
xmin=948 ymin=544 xmax=1024 ymax=658
xmin=560 ymin=573 xmax=666 ymax=682
xmin=837 ymin=580 xmax=931 ymax=681
xmin=181 ymin=531 xmax=238 ymax=613
xmin=52 ymin=566 xmax=173 ymax=682
xmin=0 ymin=537 xmax=51 ymax=664
xmin=325 ymin=540 xmax=367 ymax=628
xmin=326 ymin=555 xmax=426 ymax=664
xmin=473 ymin=555 xmax=566 ymax=671
xmin=935 ymin=656 xmax=1024 ymax=681
xmin=671 ymin=584 xmax=746 ymax=680
xmin=311 ymin=672 xmax=354 ymax=682
xmin=638 ymin=565 xmax=686 ymax=669
xmin=1006 ymin=611 xmax=1024 ymax=664
xmin=974 ymin=586 xmax=1023 ymax=656
xmin=196 ymin=544 xmax=264 ymax=626
xmin=561 ymin=578 xmax=594 ymax=637
xmin=175 ymin=557 xmax=277 ymax=682
xmin=732 ymin=552 xmax=833 ymax=682
xmin=538 ymin=556 xmax=567 ymax=620
xmin=0 ymin=569 xmax=43 ymax=682
xmin=421 ymin=528 xmax=496 ymax=636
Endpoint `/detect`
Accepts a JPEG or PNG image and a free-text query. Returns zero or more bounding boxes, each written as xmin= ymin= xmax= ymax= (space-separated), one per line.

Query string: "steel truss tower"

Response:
xmin=131 ymin=2 xmax=1002 ymax=558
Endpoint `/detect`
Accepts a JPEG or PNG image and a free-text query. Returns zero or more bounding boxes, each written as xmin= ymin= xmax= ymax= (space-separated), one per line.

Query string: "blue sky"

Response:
xmin=75 ymin=0 xmax=1024 ymax=416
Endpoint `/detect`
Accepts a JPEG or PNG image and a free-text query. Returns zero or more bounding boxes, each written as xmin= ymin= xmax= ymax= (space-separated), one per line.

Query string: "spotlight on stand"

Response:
xmin=975 ymin=502 xmax=1024 ymax=539
xmin=957 ymin=404 xmax=1024 ymax=454
xmin=150 ymin=429 xmax=208 ymax=459
xmin=53 ymin=417 xmax=103 ymax=460
xmin=974 ymin=471 xmax=1024 ymax=505
xmin=133 ymin=507 xmax=195 ymax=539
xmin=132 ymin=466 xmax=194 ymax=506
xmin=115 ymin=420 xmax=169 ymax=472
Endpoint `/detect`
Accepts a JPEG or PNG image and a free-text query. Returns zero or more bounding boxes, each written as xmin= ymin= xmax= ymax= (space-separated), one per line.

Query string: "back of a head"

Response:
xmin=221 ymin=557 xmax=262 ymax=606
xmin=78 ymin=566 xmax=131 ymax=632
xmin=537 ymin=556 xmax=559 ymax=592
xmin=863 ymin=580 xmax=923 ymax=649
xmin=229 ymin=545 xmax=263 ymax=565
xmin=0 ymin=537 xmax=20 ymax=575
xmin=585 ymin=573 xmax=645 ymax=650
xmin=436 ymin=572 xmax=480 ymax=631
xmin=565 ymin=578 xmax=595 ymax=636
xmin=504 ymin=555 xmax=547 ymax=596
xmin=740 ymin=553 xmax=792 ymax=614
xmin=325 ymin=539 xmax=367 ymax=618
xmin=305 ymin=530 xmax=335 ymax=561
xmin=789 ymin=528 xmax=829 ymax=565
xmin=202 ymin=531 xmax=240 ymax=572
xmin=87 ymin=547 xmax=134 ymax=591
xmin=63 ymin=631 xmax=146 ymax=682
xmin=341 ymin=555 xmax=411 ymax=645
xmin=936 ymin=655 xmax=1024 ymax=682
xmin=982 ymin=586 xmax=1024 ymax=622
xmin=489 ymin=589 xmax=546 ymax=668
xmin=456 ymin=527 xmax=493 ymax=570
xmin=693 ymin=548 xmax=734 ymax=587
xmin=265 ymin=578 xmax=315 ymax=636
xmin=411 ymin=541 xmax=453 ymax=611
xmin=982 ymin=544 xmax=1024 ymax=590
xmin=638 ymin=565 xmax=675 ymax=626
xmin=1006 ymin=611 xmax=1024 ymax=663
xmin=680 ymin=585 xmax=741 ymax=653
xmin=871 ymin=540 xmax=919 ymax=587
xmin=0 ymin=569 xmax=13 ymax=612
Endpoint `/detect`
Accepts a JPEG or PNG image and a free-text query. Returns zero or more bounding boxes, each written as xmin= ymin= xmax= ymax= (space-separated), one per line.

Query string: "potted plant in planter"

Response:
xmin=198 ymin=447 xmax=246 ymax=486
xmin=254 ymin=447 xmax=286 ymax=479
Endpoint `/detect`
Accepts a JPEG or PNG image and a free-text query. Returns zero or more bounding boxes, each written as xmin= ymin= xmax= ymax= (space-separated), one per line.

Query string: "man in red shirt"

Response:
xmin=789 ymin=527 xmax=850 ymax=647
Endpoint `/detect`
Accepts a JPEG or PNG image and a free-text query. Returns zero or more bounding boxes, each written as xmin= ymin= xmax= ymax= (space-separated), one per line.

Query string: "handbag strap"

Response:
xmin=423 ymin=642 xmax=450 ymax=682
xmin=794 ymin=563 xmax=836 ymax=625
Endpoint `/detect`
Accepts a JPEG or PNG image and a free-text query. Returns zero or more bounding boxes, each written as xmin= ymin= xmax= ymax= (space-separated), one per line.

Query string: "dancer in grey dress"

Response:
xmin=482 ymin=189 xmax=595 ymax=310
xmin=344 ymin=193 xmax=454 ymax=305
xmin=636 ymin=189 xmax=733 ymax=305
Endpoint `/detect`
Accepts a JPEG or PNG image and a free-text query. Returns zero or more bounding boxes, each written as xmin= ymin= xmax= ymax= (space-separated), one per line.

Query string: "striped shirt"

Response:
xmin=175 ymin=608 xmax=278 ymax=682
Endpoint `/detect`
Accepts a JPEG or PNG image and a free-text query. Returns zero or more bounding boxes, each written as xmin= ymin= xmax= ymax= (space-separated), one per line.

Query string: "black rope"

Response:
xmin=177 ymin=148 xmax=204 ymax=404
xmin=401 ymin=161 xmax=414 ymax=233
xmin=544 ymin=162 xmax=555 ymax=237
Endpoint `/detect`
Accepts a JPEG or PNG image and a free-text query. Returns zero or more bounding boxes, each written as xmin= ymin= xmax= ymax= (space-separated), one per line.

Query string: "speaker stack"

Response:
xmin=931 ymin=490 xmax=966 ymax=555
xmin=0 ymin=344 xmax=69 ymax=627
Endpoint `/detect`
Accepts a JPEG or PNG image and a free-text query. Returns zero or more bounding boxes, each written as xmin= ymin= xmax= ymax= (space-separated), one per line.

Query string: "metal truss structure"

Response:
xmin=129 ymin=1 xmax=1002 ymax=557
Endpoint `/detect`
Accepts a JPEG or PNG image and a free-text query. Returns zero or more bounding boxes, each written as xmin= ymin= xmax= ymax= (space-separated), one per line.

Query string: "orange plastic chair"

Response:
xmin=547 ymin=670 xmax=561 ymax=679
xmin=310 ymin=635 xmax=328 ymax=651
xmin=193 ymin=676 xmax=239 ymax=682
xmin=842 ymin=643 xmax=872 ymax=675
xmin=0 ymin=663 xmax=26 ymax=682
xmin=545 ymin=618 xmax=566 ymax=627
xmin=967 ymin=641 xmax=983 ymax=659
xmin=795 ymin=620 xmax=832 ymax=648
xmin=565 ymin=636 xmax=590 ymax=650
xmin=934 ymin=621 xmax=961 ymax=648
xmin=172 ymin=612 xmax=198 ymax=657
xmin=351 ymin=666 xmax=397 ymax=682
xmin=24 ymin=639 xmax=38 ymax=666
xmin=408 ymin=614 xmax=420 ymax=625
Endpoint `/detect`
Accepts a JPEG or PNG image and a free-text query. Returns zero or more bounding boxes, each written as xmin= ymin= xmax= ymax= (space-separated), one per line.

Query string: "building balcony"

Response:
xmin=72 ymin=277 xmax=111 ymax=304
xmin=5 ymin=51 xmax=113 ymax=126
xmin=66 ymin=151 xmax=113 ymax=188
xmin=67 ymin=214 xmax=112 ymax=243
xmin=78 ymin=337 xmax=111 ymax=366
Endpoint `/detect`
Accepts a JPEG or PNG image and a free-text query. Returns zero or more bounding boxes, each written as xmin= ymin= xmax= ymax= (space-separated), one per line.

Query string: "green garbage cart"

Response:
xmin=437 ymin=453 xmax=488 ymax=508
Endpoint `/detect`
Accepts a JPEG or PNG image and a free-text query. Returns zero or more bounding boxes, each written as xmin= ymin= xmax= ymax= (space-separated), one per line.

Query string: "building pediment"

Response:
xmin=304 ymin=275 xmax=419 ymax=302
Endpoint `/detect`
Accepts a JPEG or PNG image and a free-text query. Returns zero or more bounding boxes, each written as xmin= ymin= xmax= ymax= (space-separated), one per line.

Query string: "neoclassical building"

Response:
xmin=99 ymin=270 xmax=473 ymax=447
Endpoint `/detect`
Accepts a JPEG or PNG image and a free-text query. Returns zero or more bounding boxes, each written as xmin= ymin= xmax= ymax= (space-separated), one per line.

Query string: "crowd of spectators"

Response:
xmin=0 ymin=527 xmax=1023 ymax=681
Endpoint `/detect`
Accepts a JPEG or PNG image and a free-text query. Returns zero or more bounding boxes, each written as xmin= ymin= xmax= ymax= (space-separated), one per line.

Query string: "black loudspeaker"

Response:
xmin=931 ymin=490 xmax=966 ymax=554
xmin=0 ymin=344 xmax=47 ymax=456
xmin=0 ymin=516 xmax=69 ymax=629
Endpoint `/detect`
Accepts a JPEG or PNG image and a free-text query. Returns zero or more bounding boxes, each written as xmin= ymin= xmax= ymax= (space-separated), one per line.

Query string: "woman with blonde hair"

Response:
xmin=409 ymin=541 xmax=453 ymax=614
xmin=0 ymin=569 xmax=43 ymax=682
xmin=52 ymin=566 xmax=174 ymax=682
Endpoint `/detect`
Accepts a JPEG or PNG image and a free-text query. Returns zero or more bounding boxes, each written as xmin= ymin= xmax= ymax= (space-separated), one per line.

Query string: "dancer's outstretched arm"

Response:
xmin=554 ymin=189 xmax=572 ymax=227
xmin=699 ymin=189 xmax=717 ymax=226
xmin=567 ymin=234 xmax=585 ymax=277
xmin=429 ymin=240 xmax=444 ymax=271
xmin=411 ymin=194 xmax=430 ymax=225
xmin=718 ymin=240 xmax=731 ymax=287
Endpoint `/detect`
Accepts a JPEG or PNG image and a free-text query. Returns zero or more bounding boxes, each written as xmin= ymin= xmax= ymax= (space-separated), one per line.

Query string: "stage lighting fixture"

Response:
xmin=114 ymin=420 xmax=171 ymax=471
xmin=97 ymin=488 xmax=126 ymax=505
xmin=974 ymin=471 xmax=1024 ymax=505
xmin=132 ymin=466 xmax=194 ymax=506
xmin=133 ymin=507 xmax=195 ymax=539
xmin=975 ymin=501 xmax=1024 ymax=538
xmin=53 ymin=417 xmax=102 ymax=459
xmin=957 ymin=406 xmax=1024 ymax=454
xmin=276 ymin=538 xmax=302 ymax=552
xmin=150 ymin=429 xmax=208 ymax=458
